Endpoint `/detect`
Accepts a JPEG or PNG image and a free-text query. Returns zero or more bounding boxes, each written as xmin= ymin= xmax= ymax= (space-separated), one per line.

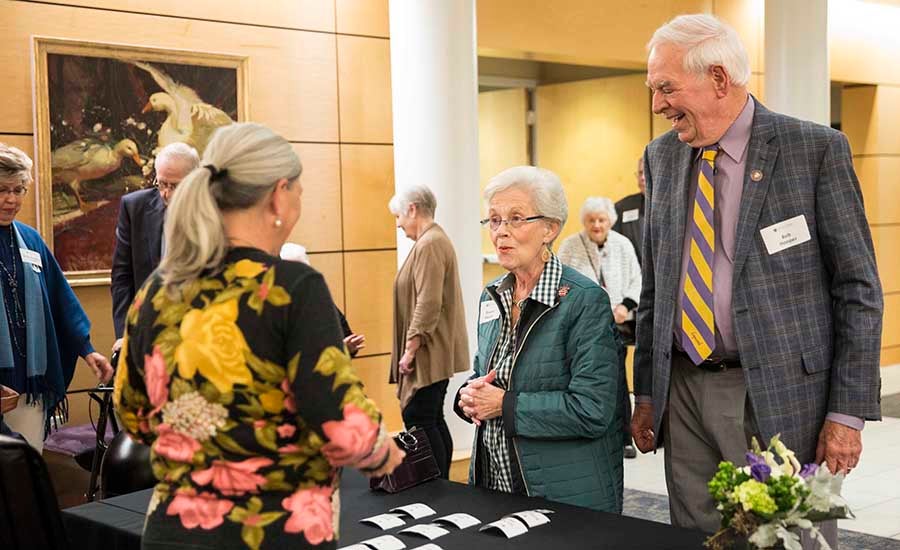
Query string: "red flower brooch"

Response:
xmin=558 ymin=285 xmax=570 ymax=297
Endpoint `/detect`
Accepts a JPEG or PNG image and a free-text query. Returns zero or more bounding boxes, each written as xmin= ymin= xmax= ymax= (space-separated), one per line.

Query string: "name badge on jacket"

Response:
xmin=622 ymin=209 xmax=640 ymax=223
xmin=479 ymin=300 xmax=500 ymax=324
xmin=19 ymin=248 xmax=43 ymax=272
xmin=760 ymin=215 xmax=812 ymax=255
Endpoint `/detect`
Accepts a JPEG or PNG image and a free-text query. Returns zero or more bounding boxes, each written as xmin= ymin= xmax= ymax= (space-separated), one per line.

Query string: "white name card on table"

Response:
xmin=411 ymin=545 xmax=444 ymax=550
xmin=389 ymin=503 xmax=436 ymax=519
xmin=361 ymin=534 xmax=406 ymax=550
xmin=433 ymin=513 xmax=481 ymax=529
xmin=532 ymin=508 xmax=555 ymax=514
xmin=479 ymin=517 xmax=529 ymax=538
xmin=360 ymin=513 xmax=406 ymax=530
xmin=399 ymin=523 xmax=450 ymax=540
xmin=508 ymin=510 xmax=551 ymax=527
xmin=337 ymin=545 xmax=370 ymax=550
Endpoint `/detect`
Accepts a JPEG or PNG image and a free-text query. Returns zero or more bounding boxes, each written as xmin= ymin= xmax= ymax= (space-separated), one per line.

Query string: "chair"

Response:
xmin=0 ymin=434 xmax=69 ymax=550
xmin=99 ymin=431 xmax=155 ymax=499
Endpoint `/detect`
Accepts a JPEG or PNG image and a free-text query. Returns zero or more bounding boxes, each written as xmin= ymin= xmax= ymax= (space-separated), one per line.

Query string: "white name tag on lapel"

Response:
xmin=479 ymin=300 xmax=500 ymax=324
xmin=760 ymin=215 xmax=811 ymax=255
xmin=20 ymin=248 xmax=43 ymax=270
xmin=622 ymin=209 xmax=640 ymax=223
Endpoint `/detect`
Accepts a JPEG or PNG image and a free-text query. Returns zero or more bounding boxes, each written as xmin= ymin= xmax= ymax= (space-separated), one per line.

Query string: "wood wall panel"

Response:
xmin=0 ymin=134 xmax=38 ymax=228
xmin=0 ymin=1 xmax=339 ymax=142
xmin=307 ymin=252 xmax=345 ymax=311
xmin=872 ymin=226 xmax=900 ymax=295
xmin=881 ymin=346 xmax=900 ymax=368
xmin=344 ymin=250 xmax=396 ymax=358
xmin=477 ymin=0 xmax=711 ymax=69
xmin=335 ymin=0 xmax=390 ymax=38
xmin=535 ymin=74 xmax=652 ymax=245
xmin=855 ymin=157 xmax=900 ymax=226
xmin=341 ymin=144 xmax=396 ymax=250
xmin=20 ymin=0 xmax=336 ymax=33
xmin=843 ymin=86 xmax=900 ymax=156
xmin=287 ymin=144 xmax=342 ymax=252
xmin=337 ymin=35 xmax=392 ymax=143
xmin=884 ymin=293 xmax=900 ymax=349
xmin=712 ymin=0 xmax=764 ymax=74
xmin=351 ymin=355 xmax=402 ymax=432
xmin=830 ymin=0 xmax=900 ymax=86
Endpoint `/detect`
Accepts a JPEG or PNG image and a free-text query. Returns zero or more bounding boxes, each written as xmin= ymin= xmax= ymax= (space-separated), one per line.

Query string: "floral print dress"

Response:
xmin=114 ymin=248 xmax=390 ymax=550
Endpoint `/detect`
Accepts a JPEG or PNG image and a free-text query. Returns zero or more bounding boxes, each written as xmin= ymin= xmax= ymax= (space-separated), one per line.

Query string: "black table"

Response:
xmin=62 ymin=471 xmax=708 ymax=549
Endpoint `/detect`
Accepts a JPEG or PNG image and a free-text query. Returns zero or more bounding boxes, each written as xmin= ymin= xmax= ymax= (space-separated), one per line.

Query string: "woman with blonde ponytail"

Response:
xmin=114 ymin=123 xmax=403 ymax=550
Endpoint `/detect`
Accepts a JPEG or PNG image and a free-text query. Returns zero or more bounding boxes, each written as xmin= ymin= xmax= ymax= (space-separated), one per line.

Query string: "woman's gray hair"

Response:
xmin=0 ymin=143 xmax=33 ymax=185
xmin=647 ymin=14 xmax=750 ymax=88
xmin=160 ymin=123 xmax=302 ymax=296
xmin=580 ymin=197 xmax=617 ymax=227
xmin=388 ymin=184 xmax=437 ymax=218
xmin=155 ymin=141 xmax=200 ymax=170
xmin=484 ymin=166 xmax=568 ymax=231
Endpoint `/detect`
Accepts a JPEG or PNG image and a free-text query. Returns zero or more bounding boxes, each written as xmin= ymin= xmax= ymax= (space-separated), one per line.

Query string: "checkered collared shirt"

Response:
xmin=482 ymin=255 xmax=562 ymax=493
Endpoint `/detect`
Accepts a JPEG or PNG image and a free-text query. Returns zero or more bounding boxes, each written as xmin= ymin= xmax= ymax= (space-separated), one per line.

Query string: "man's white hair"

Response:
xmin=156 ymin=142 xmax=200 ymax=172
xmin=648 ymin=14 xmax=750 ymax=87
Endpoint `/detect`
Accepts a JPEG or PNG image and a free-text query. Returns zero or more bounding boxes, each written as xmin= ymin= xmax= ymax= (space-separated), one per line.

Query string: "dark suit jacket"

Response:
xmin=613 ymin=192 xmax=645 ymax=266
xmin=634 ymin=98 xmax=883 ymax=462
xmin=111 ymin=188 xmax=164 ymax=338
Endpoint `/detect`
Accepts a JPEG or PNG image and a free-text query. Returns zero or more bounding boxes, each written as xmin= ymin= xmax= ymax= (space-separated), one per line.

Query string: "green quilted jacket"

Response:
xmin=454 ymin=265 xmax=624 ymax=512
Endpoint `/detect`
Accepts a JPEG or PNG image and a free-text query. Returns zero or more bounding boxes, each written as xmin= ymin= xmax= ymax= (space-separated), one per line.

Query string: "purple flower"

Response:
xmin=799 ymin=463 xmax=818 ymax=479
xmin=746 ymin=452 xmax=771 ymax=482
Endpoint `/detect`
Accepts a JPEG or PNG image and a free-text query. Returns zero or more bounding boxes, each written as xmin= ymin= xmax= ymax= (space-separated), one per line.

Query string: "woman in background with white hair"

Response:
xmin=558 ymin=196 xmax=642 ymax=459
xmin=388 ymin=184 xmax=469 ymax=479
xmin=454 ymin=166 xmax=623 ymax=512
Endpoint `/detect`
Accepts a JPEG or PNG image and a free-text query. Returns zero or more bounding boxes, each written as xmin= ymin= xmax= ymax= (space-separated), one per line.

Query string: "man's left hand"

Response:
xmin=84 ymin=352 xmax=114 ymax=384
xmin=815 ymin=420 xmax=862 ymax=476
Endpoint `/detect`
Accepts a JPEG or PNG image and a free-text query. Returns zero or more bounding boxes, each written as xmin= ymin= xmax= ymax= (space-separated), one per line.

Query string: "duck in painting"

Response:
xmin=51 ymin=137 xmax=142 ymax=212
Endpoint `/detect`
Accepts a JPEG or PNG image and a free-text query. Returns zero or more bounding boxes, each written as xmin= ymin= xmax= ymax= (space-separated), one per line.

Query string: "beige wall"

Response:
xmin=843 ymin=85 xmax=900 ymax=367
xmin=1 ymin=0 xmax=402 ymax=429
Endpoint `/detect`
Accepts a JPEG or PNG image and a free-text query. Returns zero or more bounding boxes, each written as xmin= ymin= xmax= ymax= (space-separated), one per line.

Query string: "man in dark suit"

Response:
xmin=613 ymin=157 xmax=646 ymax=266
xmin=631 ymin=14 xmax=883 ymax=543
xmin=111 ymin=143 xmax=199 ymax=351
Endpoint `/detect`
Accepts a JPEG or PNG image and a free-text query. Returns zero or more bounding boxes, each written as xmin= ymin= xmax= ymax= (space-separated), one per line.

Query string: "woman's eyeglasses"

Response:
xmin=0 ymin=186 xmax=28 ymax=198
xmin=479 ymin=215 xmax=546 ymax=231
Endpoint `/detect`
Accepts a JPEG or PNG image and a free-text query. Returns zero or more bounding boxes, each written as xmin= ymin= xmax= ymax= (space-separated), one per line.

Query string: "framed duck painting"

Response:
xmin=31 ymin=37 xmax=248 ymax=285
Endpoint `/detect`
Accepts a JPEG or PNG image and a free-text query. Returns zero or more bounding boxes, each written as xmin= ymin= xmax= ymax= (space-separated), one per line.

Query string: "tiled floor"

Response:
xmin=623 ymin=364 xmax=900 ymax=540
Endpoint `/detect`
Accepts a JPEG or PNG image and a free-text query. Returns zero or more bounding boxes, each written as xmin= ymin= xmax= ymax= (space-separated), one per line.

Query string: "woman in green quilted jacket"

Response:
xmin=455 ymin=166 xmax=624 ymax=513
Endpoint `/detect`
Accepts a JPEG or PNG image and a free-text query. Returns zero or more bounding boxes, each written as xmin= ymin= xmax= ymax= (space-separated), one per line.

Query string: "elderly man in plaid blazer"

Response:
xmin=631 ymin=14 xmax=883 ymax=543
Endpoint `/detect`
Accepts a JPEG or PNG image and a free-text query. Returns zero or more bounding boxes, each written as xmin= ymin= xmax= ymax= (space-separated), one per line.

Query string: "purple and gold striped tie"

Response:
xmin=681 ymin=145 xmax=719 ymax=365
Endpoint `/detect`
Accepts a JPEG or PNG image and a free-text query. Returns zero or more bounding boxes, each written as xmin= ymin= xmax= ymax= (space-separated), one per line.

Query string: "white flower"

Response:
xmin=125 ymin=117 xmax=136 ymax=125
xmin=161 ymin=391 xmax=228 ymax=442
xmin=62 ymin=120 xmax=68 ymax=126
xmin=137 ymin=122 xmax=147 ymax=130
xmin=772 ymin=439 xmax=801 ymax=477
xmin=146 ymin=129 xmax=152 ymax=135
xmin=93 ymin=122 xmax=102 ymax=132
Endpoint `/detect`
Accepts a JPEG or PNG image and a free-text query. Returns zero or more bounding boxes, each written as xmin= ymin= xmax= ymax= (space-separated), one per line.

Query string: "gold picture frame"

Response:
xmin=31 ymin=36 xmax=249 ymax=286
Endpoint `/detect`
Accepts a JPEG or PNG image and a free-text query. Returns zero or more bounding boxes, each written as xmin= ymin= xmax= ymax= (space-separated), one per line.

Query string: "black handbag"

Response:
xmin=369 ymin=427 xmax=440 ymax=493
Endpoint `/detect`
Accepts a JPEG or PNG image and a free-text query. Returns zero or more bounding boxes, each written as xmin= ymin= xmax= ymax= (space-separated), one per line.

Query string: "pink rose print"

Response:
xmin=281 ymin=378 xmax=296 ymax=413
xmin=258 ymin=282 xmax=270 ymax=301
xmin=166 ymin=488 xmax=234 ymax=530
xmin=278 ymin=444 xmax=301 ymax=454
xmin=154 ymin=423 xmax=201 ymax=463
xmin=276 ymin=424 xmax=296 ymax=439
xmin=144 ymin=346 xmax=169 ymax=411
xmin=190 ymin=457 xmax=274 ymax=496
xmin=282 ymin=485 xmax=334 ymax=545
xmin=321 ymin=404 xmax=378 ymax=467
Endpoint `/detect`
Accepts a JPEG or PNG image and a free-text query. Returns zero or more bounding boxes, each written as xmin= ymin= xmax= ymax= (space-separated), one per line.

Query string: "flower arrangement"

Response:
xmin=705 ymin=435 xmax=853 ymax=550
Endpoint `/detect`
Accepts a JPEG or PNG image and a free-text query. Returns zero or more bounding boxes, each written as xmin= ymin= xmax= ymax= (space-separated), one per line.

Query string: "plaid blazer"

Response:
xmin=633 ymin=98 xmax=883 ymax=462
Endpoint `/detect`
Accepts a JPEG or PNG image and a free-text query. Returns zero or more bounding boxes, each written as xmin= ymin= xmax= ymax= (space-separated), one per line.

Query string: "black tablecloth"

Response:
xmin=62 ymin=471 xmax=707 ymax=549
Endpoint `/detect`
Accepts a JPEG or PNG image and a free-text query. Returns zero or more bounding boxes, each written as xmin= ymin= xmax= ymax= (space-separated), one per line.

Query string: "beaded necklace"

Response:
xmin=0 ymin=225 xmax=26 ymax=358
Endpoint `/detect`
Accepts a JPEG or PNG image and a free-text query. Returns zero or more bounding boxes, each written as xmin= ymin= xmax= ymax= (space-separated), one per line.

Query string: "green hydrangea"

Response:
xmin=733 ymin=480 xmax=778 ymax=517
xmin=709 ymin=461 xmax=751 ymax=503
xmin=766 ymin=472 xmax=809 ymax=513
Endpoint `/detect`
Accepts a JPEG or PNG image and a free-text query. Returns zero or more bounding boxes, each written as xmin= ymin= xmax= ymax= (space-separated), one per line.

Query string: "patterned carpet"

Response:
xmin=623 ymin=489 xmax=900 ymax=550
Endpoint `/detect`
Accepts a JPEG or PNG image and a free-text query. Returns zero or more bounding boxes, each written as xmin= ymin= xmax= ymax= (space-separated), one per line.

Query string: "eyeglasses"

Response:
xmin=0 ymin=186 xmax=28 ymax=198
xmin=153 ymin=178 xmax=179 ymax=193
xmin=479 ymin=215 xmax=546 ymax=231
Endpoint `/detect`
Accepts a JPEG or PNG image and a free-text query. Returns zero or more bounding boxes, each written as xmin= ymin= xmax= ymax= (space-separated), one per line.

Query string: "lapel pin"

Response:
xmin=558 ymin=285 xmax=570 ymax=297
xmin=750 ymin=169 xmax=763 ymax=182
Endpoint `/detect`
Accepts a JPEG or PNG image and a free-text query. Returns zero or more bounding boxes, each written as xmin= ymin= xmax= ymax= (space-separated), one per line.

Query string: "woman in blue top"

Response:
xmin=0 ymin=143 xmax=112 ymax=452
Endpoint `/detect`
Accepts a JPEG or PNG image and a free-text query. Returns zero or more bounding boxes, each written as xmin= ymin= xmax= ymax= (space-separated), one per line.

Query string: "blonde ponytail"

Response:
xmin=159 ymin=123 xmax=301 ymax=296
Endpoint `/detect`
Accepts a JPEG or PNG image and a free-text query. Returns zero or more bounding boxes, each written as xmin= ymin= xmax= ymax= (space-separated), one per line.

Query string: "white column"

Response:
xmin=764 ymin=0 xmax=830 ymax=125
xmin=389 ymin=0 xmax=480 ymax=458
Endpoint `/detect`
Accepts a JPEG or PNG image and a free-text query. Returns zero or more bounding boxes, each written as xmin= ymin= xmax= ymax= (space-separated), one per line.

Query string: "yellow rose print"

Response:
xmin=234 ymin=259 xmax=267 ymax=279
xmin=174 ymin=299 xmax=253 ymax=393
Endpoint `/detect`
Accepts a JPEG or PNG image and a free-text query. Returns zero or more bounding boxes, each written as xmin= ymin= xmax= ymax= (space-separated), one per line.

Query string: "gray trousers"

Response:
xmin=663 ymin=353 xmax=837 ymax=549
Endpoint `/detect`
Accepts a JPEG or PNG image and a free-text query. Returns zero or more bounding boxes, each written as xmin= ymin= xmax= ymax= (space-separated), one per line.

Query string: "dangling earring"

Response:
xmin=274 ymin=218 xmax=283 ymax=228
xmin=540 ymin=244 xmax=551 ymax=263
